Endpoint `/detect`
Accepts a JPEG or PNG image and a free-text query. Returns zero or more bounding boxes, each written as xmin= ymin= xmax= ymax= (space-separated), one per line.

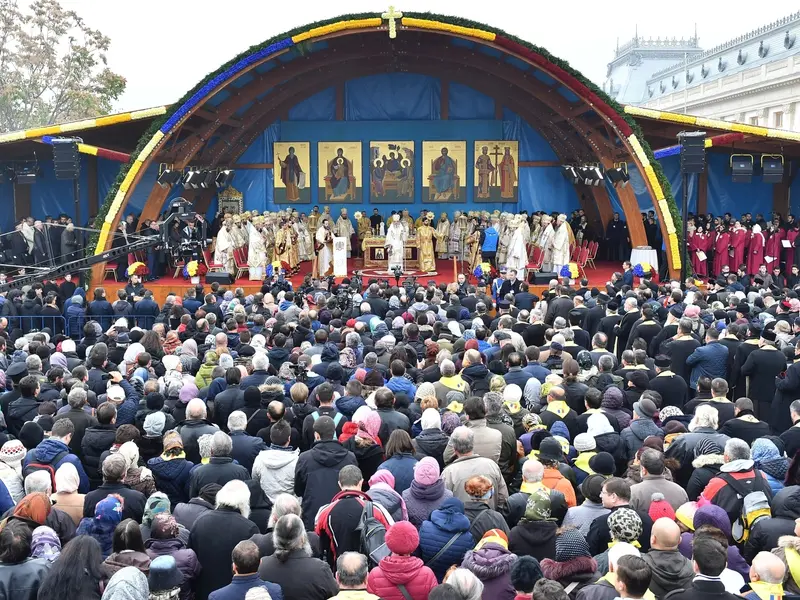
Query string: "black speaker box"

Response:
xmin=529 ymin=271 xmax=558 ymax=284
xmin=206 ymin=271 xmax=234 ymax=285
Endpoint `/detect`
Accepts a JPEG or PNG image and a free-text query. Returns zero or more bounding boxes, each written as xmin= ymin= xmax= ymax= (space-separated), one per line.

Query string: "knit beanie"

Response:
xmin=580 ymin=474 xmax=606 ymax=504
xmin=693 ymin=438 xmax=724 ymax=459
xmin=574 ymin=433 xmax=596 ymax=453
xmin=149 ymin=555 xmax=183 ymax=593
xmin=676 ymin=501 xmax=698 ymax=531
xmin=608 ymin=507 xmax=642 ymax=543
xmin=0 ymin=440 xmax=26 ymax=465
xmin=648 ymin=493 xmax=676 ymax=521
xmin=555 ymin=528 xmax=591 ymax=562
xmin=414 ymin=456 xmax=440 ymax=486
xmin=143 ymin=412 xmax=166 ymax=437
xmin=385 ymin=521 xmax=419 ymax=555
xmin=146 ymin=392 xmax=166 ymax=411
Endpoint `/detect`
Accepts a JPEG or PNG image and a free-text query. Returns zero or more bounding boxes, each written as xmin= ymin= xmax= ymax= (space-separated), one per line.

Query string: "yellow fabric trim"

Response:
xmin=136 ymin=131 xmax=164 ymax=162
xmin=77 ymin=143 xmax=98 ymax=156
xmin=291 ymin=18 xmax=383 ymax=43
xmin=747 ymin=580 xmax=783 ymax=600
xmin=0 ymin=131 xmax=25 ymax=143
xmin=400 ymin=17 xmax=496 ymax=41
xmin=130 ymin=106 xmax=168 ymax=120
xmin=624 ymin=107 xmax=663 ymax=120
xmin=545 ymin=400 xmax=570 ymax=418
xmin=95 ymin=222 xmax=113 ymax=253
xmin=60 ymin=119 xmax=97 ymax=132
xmin=520 ymin=481 xmax=548 ymax=494
xmin=787 ymin=546 xmax=800 ymax=588
xmin=25 ymin=125 xmax=61 ymax=138
xmin=573 ymin=452 xmax=597 ymax=474
xmin=95 ymin=114 xmax=131 ymax=127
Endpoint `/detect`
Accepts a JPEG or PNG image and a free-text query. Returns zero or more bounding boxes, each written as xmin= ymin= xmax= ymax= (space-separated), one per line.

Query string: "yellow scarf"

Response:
xmin=786 ymin=547 xmax=800 ymax=590
xmin=520 ymin=481 xmax=548 ymax=494
xmin=573 ymin=452 xmax=597 ymax=474
xmin=608 ymin=538 xmax=641 ymax=549
xmin=747 ymin=580 xmax=783 ymax=600
xmin=546 ymin=401 xmax=570 ymax=418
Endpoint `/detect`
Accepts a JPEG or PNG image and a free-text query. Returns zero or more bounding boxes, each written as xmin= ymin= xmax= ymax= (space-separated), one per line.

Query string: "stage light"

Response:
xmin=157 ymin=165 xmax=182 ymax=188
xmin=762 ymin=154 xmax=784 ymax=184
xmin=13 ymin=162 xmax=38 ymax=185
xmin=730 ymin=154 xmax=754 ymax=183
xmin=201 ymin=170 xmax=218 ymax=189
xmin=216 ymin=169 xmax=235 ymax=188
xmin=561 ymin=165 xmax=579 ymax=184
xmin=182 ymin=169 xmax=205 ymax=189
xmin=606 ymin=164 xmax=630 ymax=188
xmin=579 ymin=165 xmax=604 ymax=186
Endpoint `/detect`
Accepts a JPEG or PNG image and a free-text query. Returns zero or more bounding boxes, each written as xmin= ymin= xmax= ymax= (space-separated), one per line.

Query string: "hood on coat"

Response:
xmin=258 ymin=447 xmax=300 ymax=469
xmin=311 ymin=440 xmax=352 ymax=467
xmin=692 ymin=454 xmax=725 ymax=469
xmin=540 ymin=556 xmax=598 ymax=581
xmin=645 ymin=549 xmax=694 ymax=584
xmin=33 ymin=438 xmax=70 ymax=462
xmin=374 ymin=554 xmax=429 ymax=585
xmin=462 ymin=543 xmax=518 ymax=579
xmin=629 ymin=419 xmax=663 ymax=442
xmin=775 ymin=487 xmax=800 ymax=520
xmin=429 ymin=505 xmax=471 ymax=533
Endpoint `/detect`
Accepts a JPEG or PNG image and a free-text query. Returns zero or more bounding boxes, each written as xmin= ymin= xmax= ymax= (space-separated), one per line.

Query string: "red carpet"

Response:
xmin=102 ymin=259 xmax=622 ymax=305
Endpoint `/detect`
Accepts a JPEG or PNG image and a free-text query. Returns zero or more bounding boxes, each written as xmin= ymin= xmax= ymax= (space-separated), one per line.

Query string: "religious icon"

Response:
xmin=274 ymin=142 xmax=310 ymax=204
xmin=473 ymin=141 xmax=518 ymax=202
xmin=375 ymin=247 xmax=385 ymax=260
xmin=423 ymin=141 xmax=466 ymax=203
xmin=318 ymin=141 xmax=361 ymax=203
xmin=369 ymin=141 xmax=414 ymax=204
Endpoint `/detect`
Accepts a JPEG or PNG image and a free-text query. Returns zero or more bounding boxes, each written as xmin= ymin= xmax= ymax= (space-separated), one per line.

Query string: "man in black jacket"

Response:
xmin=719 ymin=397 xmax=771 ymax=445
xmin=294 ymin=415 xmax=358 ymax=530
xmin=188 ymin=431 xmax=250 ymax=498
xmin=545 ymin=285 xmax=573 ymax=325
xmin=212 ymin=368 xmax=245 ymax=431
xmin=586 ymin=477 xmax=652 ymax=555
xmin=364 ymin=284 xmax=389 ymax=319
xmin=664 ymin=537 xmax=741 ymax=600
xmin=81 ymin=402 xmax=118 ymax=487
xmin=83 ymin=453 xmax=146 ymax=522
xmin=584 ymin=293 xmax=609 ymax=338
xmin=614 ymin=297 xmax=641 ymax=362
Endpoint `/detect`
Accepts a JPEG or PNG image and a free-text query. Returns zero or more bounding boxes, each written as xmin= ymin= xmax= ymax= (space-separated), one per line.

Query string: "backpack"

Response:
xmin=720 ymin=469 xmax=772 ymax=543
xmin=312 ymin=411 xmax=343 ymax=427
xmin=22 ymin=450 xmax=69 ymax=491
xmin=356 ymin=500 xmax=389 ymax=568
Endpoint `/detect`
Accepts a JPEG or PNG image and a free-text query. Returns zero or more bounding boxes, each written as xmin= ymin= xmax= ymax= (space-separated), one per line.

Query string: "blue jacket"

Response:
xmin=87 ymin=299 xmax=114 ymax=329
xmin=133 ymin=298 xmax=160 ymax=329
xmin=335 ymin=395 xmax=367 ymax=420
xmin=419 ymin=508 xmax=475 ymax=581
xmin=208 ymin=573 xmax=283 ymax=600
xmin=229 ymin=431 xmax=266 ymax=473
xmin=622 ymin=269 xmax=634 ymax=287
xmin=148 ymin=456 xmax=195 ymax=507
xmin=0 ymin=480 xmax=13 ymax=515
xmin=24 ymin=438 xmax=89 ymax=493
xmin=380 ymin=454 xmax=418 ymax=494
xmin=65 ymin=304 xmax=85 ymax=338
xmin=386 ymin=376 xmax=416 ymax=398
xmin=685 ymin=341 xmax=729 ymax=390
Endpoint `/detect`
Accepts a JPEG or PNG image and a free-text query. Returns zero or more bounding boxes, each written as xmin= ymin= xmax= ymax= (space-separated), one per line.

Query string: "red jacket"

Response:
xmin=367 ymin=555 xmax=438 ymax=600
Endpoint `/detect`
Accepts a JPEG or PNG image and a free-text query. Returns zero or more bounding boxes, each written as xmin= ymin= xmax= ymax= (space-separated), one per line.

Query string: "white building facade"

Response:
xmin=604 ymin=12 xmax=800 ymax=131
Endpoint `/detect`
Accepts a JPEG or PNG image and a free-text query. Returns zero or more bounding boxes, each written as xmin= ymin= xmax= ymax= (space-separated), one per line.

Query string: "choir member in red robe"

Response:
xmin=730 ymin=222 xmax=747 ymax=270
xmin=747 ymin=224 xmax=765 ymax=275
xmin=691 ymin=227 xmax=709 ymax=277
xmin=713 ymin=226 xmax=730 ymax=276
xmin=765 ymin=224 xmax=784 ymax=271
xmin=785 ymin=225 xmax=799 ymax=270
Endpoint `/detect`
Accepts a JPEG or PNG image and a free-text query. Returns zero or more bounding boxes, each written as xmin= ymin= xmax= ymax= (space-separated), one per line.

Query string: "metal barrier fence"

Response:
xmin=9 ymin=313 xmax=159 ymax=339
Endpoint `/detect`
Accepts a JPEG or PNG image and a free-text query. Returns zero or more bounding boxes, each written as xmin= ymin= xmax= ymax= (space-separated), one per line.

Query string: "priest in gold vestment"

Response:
xmin=417 ymin=217 xmax=437 ymax=272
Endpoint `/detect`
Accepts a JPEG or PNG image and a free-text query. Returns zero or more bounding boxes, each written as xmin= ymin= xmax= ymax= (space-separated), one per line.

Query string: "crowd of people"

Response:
xmin=2 ymin=244 xmax=800 ymax=600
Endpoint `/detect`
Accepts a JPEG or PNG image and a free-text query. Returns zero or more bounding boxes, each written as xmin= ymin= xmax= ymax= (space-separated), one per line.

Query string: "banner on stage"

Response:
xmin=333 ymin=236 xmax=348 ymax=277
xmin=474 ymin=140 xmax=518 ymax=202
xmin=273 ymin=142 xmax=311 ymax=204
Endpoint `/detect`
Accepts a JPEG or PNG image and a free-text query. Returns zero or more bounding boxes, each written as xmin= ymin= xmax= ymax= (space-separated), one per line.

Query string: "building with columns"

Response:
xmin=605 ymin=12 xmax=800 ymax=131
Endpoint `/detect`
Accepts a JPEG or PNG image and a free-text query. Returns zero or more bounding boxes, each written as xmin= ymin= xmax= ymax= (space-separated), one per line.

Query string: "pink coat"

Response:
xmin=367 ymin=555 xmax=438 ymax=600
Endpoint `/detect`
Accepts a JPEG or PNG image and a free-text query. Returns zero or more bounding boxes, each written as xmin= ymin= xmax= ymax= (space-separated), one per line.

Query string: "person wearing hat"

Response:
xmin=147 ymin=555 xmax=185 ymax=600
xmin=740 ymin=325 xmax=787 ymax=424
xmin=508 ymin=488 xmax=558 ymax=561
xmin=147 ymin=431 xmax=195 ymax=507
xmin=538 ymin=437 xmax=577 ymax=507
xmin=366 ymin=520 xmax=438 ymax=600
xmin=0 ymin=439 xmax=25 ymax=502
xmin=540 ymin=527 xmax=599 ymax=595
xmin=647 ymin=355 xmax=689 ymax=411
xmin=571 ymin=433 xmax=598 ymax=485
xmin=620 ymin=399 xmax=663 ymax=464
xmin=563 ymin=474 xmax=611 ymax=537
xmin=461 ymin=529 xmax=517 ymax=599
xmin=418 ymin=496 xmax=475 ymax=581
xmin=623 ymin=370 xmax=650 ymax=411
xmin=587 ymin=477 xmax=653 ymax=556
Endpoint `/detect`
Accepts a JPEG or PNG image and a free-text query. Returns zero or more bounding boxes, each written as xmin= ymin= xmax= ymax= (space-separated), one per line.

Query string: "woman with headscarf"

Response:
xmin=30 ymin=525 xmax=61 ymax=562
xmin=412 ymin=405 xmax=449 ymax=467
xmin=586 ymin=413 xmax=625 ymax=474
xmin=140 ymin=492 xmax=189 ymax=546
xmin=52 ymin=462 xmax=85 ymax=525
xmin=77 ymin=494 xmax=125 ymax=558
xmin=118 ymin=442 xmax=157 ymax=498
xmin=122 ymin=343 xmax=146 ymax=378
xmin=419 ymin=496 xmax=474 ymax=582
xmin=104 ymin=518 xmax=151 ymax=576
xmin=509 ymin=489 xmax=558 ymax=561
xmin=751 ymin=438 xmax=788 ymax=495
xmin=462 ymin=530 xmax=518 ymax=600
xmin=178 ymin=339 xmax=199 ymax=375
xmin=0 ymin=440 xmax=24 ymax=502
xmin=367 ymin=469 xmax=408 ymax=522
xmin=342 ymin=408 xmax=384 ymax=489
xmin=677 ymin=503 xmax=750 ymax=579
xmin=147 ymin=432 xmax=194 ymax=508
xmin=144 ymin=514 xmax=200 ymax=600
xmin=37 ymin=535 xmax=107 ymax=600
xmin=162 ymin=331 xmax=180 ymax=356
xmin=593 ymin=507 xmax=643 ymax=575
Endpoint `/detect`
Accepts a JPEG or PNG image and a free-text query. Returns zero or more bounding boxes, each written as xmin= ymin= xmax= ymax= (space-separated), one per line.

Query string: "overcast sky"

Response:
xmin=51 ymin=0 xmax=800 ymax=111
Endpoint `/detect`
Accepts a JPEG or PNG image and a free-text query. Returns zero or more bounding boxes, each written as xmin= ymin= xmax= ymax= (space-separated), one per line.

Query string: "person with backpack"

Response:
xmin=315 ymin=465 xmax=393 ymax=569
xmin=22 ymin=418 xmax=89 ymax=493
xmin=700 ymin=438 xmax=773 ymax=539
xmin=301 ymin=382 xmax=348 ymax=451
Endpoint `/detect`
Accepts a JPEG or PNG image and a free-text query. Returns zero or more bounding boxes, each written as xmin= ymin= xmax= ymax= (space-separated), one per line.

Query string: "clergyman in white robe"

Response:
xmin=506 ymin=221 xmax=528 ymax=273
xmin=385 ymin=220 xmax=407 ymax=270
xmin=551 ymin=220 xmax=571 ymax=275
xmin=316 ymin=224 xmax=333 ymax=277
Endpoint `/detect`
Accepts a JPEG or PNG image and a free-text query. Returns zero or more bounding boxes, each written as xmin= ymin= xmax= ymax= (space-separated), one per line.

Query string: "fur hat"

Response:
xmin=148 ymin=555 xmax=183 ymax=592
xmin=414 ymin=456 xmax=440 ymax=486
xmin=556 ymin=528 xmax=591 ymax=562
xmin=588 ymin=452 xmax=615 ymax=476
xmin=648 ymin=493 xmax=676 ymax=522
xmin=385 ymin=521 xmax=419 ymax=555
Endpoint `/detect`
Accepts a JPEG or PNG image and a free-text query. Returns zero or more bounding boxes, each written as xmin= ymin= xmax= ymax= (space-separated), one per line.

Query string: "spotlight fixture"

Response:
xmin=12 ymin=161 xmax=38 ymax=185
xmin=606 ymin=163 xmax=630 ymax=187
xmin=157 ymin=165 xmax=182 ymax=188
xmin=182 ymin=169 xmax=205 ymax=189
xmin=216 ymin=169 xmax=236 ymax=188
xmin=761 ymin=154 xmax=784 ymax=184
xmin=579 ymin=165 xmax=604 ymax=186
xmin=730 ymin=154 xmax=754 ymax=183
xmin=561 ymin=165 xmax=579 ymax=184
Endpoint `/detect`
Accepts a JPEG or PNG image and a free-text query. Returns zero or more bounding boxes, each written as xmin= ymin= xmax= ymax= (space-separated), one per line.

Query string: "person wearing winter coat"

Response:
xmin=342 ymin=409 xmax=385 ymax=490
xmin=620 ymin=400 xmax=664 ymax=464
xmin=586 ymin=478 xmax=653 ymax=556
xmin=509 ymin=488 xmax=558 ymax=561
xmin=176 ymin=400 xmax=220 ymax=465
xmin=367 ymin=520 xmax=438 ymax=600
xmin=419 ymin=497 xmax=475 ymax=581
xmin=148 ymin=431 xmax=195 ymax=508
xmin=228 ymin=412 xmax=266 ymax=474
xmin=412 ymin=408 xmax=449 ymax=470
xmin=600 ymin=387 xmax=631 ymax=430
xmin=402 ymin=456 xmax=453 ymax=527
xmin=251 ymin=420 xmax=300 ymax=502
xmin=587 ymin=413 xmax=626 ymax=475
xmin=770 ymin=532 xmax=800 ymax=596
xmin=81 ymin=402 xmax=119 ymax=487
xmin=563 ymin=475 xmax=611 ymax=537
xmin=461 ymin=532 xmax=518 ymax=600
xmin=144 ymin=513 xmax=201 ymax=600
xmin=367 ymin=469 xmax=407 ymax=522
xmin=664 ymin=405 xmax=730 ymax=487
xmin=23 ymin=418 xmax=90 ymax=493
xmin=629 ymin=450 xmax=688 ymax=514
xmin=190 ymin=480 xmax=260 ymax=600
xmin=751 ymin=438 xmax=788 ymax=495
xmin=463 ymin=475 xmax=511 ymax=543
xmin=685 ymin=439 xmax=725 ymax=501
xmin=742 ymin=485 xmax=800 ymax=562
xmin=443 ymin=397 xmax=502 ymax=466
xmin=0 ymin=439 xmax=25 ymax=502
xmin=642 ymin=518 xmax=694 ymax=600
xmin=571 ymin=434 xmax=598 ymax=485
xmin=718 ymin=398 xmax=771 ymax=445
xmin=541 ymin=528 xmax=599 ymax=599
xmin=676 ymin=503 xmax=750 ymax=580
xmin=172 ymin=483 xmax=220 ymax=531
xmin=380 ymin=430 xmax=418 ymax=495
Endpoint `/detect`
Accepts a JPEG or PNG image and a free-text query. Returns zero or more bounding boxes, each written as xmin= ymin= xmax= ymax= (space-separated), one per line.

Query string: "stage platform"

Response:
xmin=101 ymin=259 xmax=620 ymax=306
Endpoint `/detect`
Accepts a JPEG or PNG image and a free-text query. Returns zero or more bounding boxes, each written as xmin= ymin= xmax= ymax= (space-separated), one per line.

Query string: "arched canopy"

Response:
xmin=91 ymin=12 xmax=681 ymax=281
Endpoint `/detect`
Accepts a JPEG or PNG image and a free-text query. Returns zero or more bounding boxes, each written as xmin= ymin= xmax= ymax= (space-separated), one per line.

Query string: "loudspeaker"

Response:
xmin=529 ymin=271 xmax=557 ymax=284
xmin=731 ymin=155 xmax=754 ymax=183
xmin=52 ymin=141 xmax=80 ymax=180
xmin=679 ymin=132 xmax=706 ymax=174
xmin=762 ymin=156 xmax=784 ymax=184
xmin=206 ymin=271 xmax=234 ymax=285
